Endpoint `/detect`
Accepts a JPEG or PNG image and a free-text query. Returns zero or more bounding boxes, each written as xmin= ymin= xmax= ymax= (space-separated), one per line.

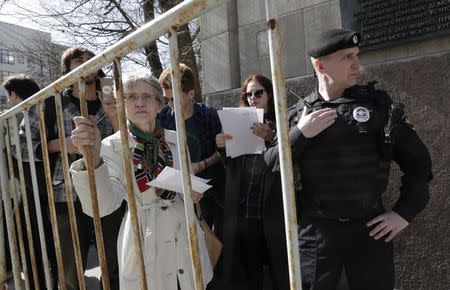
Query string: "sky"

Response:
xmin=0 ymin=0 xmax=66 ymax=43
xmin=0 ymin=0 xmax=152 ymax=74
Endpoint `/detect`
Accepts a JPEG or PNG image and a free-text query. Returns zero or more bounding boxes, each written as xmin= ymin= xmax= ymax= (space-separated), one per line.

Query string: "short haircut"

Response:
xmin=60 ymin=46 xmax=105 ymax=77
xmin=2 ymin=74 xmax=40 ymax=100
xmin=239 ymin=74 xmax=275 ymax=119
xmin=158 ymin=63 xmax=195 ymax=93
xmin=123 ymin=71 xmax=164 ymax=105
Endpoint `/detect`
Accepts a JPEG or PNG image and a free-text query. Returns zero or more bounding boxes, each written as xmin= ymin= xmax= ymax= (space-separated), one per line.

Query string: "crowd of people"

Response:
xmin=1 ymin=28 xmax=432 ymax=290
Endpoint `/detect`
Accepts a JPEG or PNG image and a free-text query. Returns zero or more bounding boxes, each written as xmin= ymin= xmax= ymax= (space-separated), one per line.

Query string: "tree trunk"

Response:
xmin=177 ymin=23 xmax=202 ymax=102
xmin=142 ymin=0 xmax=163 ymax=77
xmin=159 ymin=0 xmax=202 ymax=102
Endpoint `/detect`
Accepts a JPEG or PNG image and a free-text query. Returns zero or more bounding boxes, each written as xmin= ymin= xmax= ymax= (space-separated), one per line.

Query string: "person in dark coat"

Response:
xmin=288 ymin=28 xmax=432 ymax=290
xmin=215 ymin=74 xmax=289 ymax=290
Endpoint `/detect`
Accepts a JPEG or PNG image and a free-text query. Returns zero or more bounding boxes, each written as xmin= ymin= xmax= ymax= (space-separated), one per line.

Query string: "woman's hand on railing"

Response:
xmin=215 ymin=133 xmax=232 ymax=149
xmin=72 ymin=116 xmax=102 ymax=168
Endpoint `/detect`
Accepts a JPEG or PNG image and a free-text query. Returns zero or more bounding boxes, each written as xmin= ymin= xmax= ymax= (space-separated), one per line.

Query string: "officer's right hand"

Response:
xmin=216 ymin=133 xmax=232 ymax=149
xmin=297 ymin=106 xmax=337 ymax=138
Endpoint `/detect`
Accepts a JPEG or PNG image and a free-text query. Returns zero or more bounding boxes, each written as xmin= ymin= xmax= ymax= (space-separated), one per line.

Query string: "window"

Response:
xmin=18 ymin=54 xmax=25 ymax=64
xmin=0 ymin=49 xmax=14 ymax=64
xmin=0 ymin=70 xmax=12 ymax=83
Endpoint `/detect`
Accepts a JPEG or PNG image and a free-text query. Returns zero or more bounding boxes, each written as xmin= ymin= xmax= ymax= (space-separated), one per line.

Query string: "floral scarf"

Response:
xmin=128 ymin=121 xmax=175 ymax=200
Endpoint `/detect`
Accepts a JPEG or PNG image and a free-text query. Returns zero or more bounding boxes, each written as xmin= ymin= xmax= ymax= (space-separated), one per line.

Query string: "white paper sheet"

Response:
xmin=217 ymin=107 xmax=266 ymax=158
xmin=148 ymin=166 xmax=212 ymax=194
xmin=164 ymin=129 xmax=181 ymax=170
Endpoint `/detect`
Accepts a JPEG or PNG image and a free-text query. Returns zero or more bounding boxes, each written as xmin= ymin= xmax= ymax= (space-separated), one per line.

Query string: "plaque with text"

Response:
xmin=340 ymin=0 xmax=450 ymax=51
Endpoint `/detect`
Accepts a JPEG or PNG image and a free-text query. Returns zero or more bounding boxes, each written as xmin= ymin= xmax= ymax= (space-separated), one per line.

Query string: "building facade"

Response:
xmin=0 ymin=21 xmax=57 ymax=111
xmin=200 ymin=0 xmax=450 ymax=95
xmin=200 ymin=1 xmax=450 ymax=289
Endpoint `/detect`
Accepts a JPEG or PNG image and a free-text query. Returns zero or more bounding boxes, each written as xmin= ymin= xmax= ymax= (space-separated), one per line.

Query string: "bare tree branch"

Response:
xmin=0 ymin=0 xmax=9 ymax=9
xmin=3 ymin=0 xmax=203 ymax=95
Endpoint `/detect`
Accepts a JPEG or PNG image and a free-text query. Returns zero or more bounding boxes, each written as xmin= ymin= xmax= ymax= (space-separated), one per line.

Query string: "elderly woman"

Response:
xmin=215 ymin=74 xmax=289 ymax=290
xmin=69 ymin=72 xmax=212 ymax=290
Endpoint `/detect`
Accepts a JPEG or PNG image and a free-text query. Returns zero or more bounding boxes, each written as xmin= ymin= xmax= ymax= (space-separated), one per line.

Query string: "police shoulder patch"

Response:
xmin=404 ymin=116 xmax=415 ymax=130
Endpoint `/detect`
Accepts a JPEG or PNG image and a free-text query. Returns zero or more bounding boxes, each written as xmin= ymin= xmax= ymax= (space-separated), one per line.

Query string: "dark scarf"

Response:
xmin=128 ymin=121 xmax=175 ymax=200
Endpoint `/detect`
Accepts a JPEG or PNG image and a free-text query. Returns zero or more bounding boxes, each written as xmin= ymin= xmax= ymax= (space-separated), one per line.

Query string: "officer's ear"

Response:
xmin=311 ymin=57 xmax=325 ymax=74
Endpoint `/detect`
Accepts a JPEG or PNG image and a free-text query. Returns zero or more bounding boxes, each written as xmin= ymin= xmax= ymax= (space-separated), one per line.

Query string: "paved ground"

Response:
xmin=4 ymin=245 xmax=101 ymax=290
xmin=4 ymin=247 xmax=352 ymax=289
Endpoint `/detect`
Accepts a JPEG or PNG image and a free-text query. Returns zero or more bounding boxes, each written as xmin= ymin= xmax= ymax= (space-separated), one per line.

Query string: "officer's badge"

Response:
xmin=352 ymin=34 xmax=359 ymax=44
xmin=353 ymin=106 xmax=370 ymax=122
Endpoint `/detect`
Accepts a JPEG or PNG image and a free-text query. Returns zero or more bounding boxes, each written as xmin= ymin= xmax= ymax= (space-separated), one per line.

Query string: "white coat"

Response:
xmin=70 ymin=131 xmax=213 ymax=290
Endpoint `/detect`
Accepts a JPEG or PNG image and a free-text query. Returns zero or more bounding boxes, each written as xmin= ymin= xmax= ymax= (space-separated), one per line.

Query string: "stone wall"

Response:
xmin=206 ymin=51 xmax=450 ymax=290
xmin=202 ymin=1 xmax=450 ymax=288
xmin=201 ymin=0 xmax=450 ymax=95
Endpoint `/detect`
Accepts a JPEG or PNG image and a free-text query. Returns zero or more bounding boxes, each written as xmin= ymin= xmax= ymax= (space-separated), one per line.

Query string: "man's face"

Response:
xmin=69 ymin=52 xmax=97 ymax=84
xmin=6 ymin=91 xmax=20 ymax=106
xmin=162 ymin=88 xmax=193 ymax=109
xmin=162 ymin=88 xmax=174 ymax=108
xmin=319 ymin=47 xmax=361 ymax=89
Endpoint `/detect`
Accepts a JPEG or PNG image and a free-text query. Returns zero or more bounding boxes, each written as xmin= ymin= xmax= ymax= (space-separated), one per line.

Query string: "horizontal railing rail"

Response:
xmin=0 ymin=0 xmax=302 ymax=289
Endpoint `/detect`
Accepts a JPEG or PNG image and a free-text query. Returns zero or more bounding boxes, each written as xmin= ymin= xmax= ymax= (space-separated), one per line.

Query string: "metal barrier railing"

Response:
xmin=265 ymin=1 xmax=302 ymax=288
xmin=0 ymin=0 xmax=302 ymax=289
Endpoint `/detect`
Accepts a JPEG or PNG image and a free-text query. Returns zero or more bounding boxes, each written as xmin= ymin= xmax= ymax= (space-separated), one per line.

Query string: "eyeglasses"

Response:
xmin=243 ymin=89 xmax=264 ymax=99
xmin=124 ymin=94 xmax=158 ymax=104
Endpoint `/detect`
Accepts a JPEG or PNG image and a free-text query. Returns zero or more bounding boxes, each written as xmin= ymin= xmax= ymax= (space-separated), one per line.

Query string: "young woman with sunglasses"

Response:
xmin=215 ymin=74 xmax=289 ymax=290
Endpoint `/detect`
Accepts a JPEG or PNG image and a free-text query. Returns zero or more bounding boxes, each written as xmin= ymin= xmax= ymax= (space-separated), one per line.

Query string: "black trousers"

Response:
xmin=237 ymin=218 xmax=284 ymax=290
xmin=54 ymin=200 xmax=124 ymax=290
xmin=21 ymin=189 xmax=58 ymax=290
xmin=299 ymin=216 xmax=394 ymax=290
xmin=4 ymin=188 xmax=57 ymax=290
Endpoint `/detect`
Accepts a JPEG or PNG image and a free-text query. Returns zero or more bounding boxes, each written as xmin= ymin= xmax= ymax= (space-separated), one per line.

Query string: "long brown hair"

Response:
xmin=239 ymin=74 xmax=275 ymax=122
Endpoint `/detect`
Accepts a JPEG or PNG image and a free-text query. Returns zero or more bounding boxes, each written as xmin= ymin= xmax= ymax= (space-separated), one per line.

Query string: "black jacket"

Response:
xmin=287 ymin=84 xmax=432 ymax=222
xmin=218 ymin=125 xmax=305 ymax=290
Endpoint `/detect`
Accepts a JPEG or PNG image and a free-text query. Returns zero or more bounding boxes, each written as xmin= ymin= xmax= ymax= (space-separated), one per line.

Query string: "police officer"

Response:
xmin=288 ymin=28 xmax=432 ymax=289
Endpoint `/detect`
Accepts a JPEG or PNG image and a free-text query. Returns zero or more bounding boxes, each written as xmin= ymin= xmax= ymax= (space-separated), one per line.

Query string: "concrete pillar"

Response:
xmin=200 ymin=0 xmax=240 ymax=95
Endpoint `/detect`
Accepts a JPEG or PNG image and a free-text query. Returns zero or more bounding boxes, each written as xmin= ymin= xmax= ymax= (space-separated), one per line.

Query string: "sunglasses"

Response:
xmin=243 ymin=89 xmax=264 ymax=99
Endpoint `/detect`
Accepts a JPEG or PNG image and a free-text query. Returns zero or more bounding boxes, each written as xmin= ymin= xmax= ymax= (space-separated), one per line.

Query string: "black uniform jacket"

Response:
xmin=287 ymin=85 xmax=432 ymax=222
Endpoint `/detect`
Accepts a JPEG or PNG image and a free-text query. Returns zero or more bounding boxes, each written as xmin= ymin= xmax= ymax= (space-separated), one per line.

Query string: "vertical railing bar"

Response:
xmin=53 ymin=92 xmax=87 ymax=290
xmin=10 ymin=115 xmax=41 ymax=290
xmin=0 ymin=190 xmax=5 ymax=284
xmin=23 ymin=110 xmax=54 ymax=289
xmin=5 ymin=118 xmax=31 ymax=290
xmin=0 ymin=120 xmax=22 ymax=289
xmin=265 ymin=1 xmax=302 ymax=289
xmin=0 ymin=127 xmax=8 ymax=289
xmin=37 ymin=100 xmax=68 ymax=290
xmin=113 ymin=57 xmax=148 ymax=290
xmin=77 ymin=78 xmax=111 ymax=290
xmin=168 ymin=27 xmax=204 ymax=290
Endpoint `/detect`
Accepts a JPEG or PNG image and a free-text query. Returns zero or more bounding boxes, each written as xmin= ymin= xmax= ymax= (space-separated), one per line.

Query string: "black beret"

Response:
xmin=308 ymin=28 xmax=360 ymax=57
